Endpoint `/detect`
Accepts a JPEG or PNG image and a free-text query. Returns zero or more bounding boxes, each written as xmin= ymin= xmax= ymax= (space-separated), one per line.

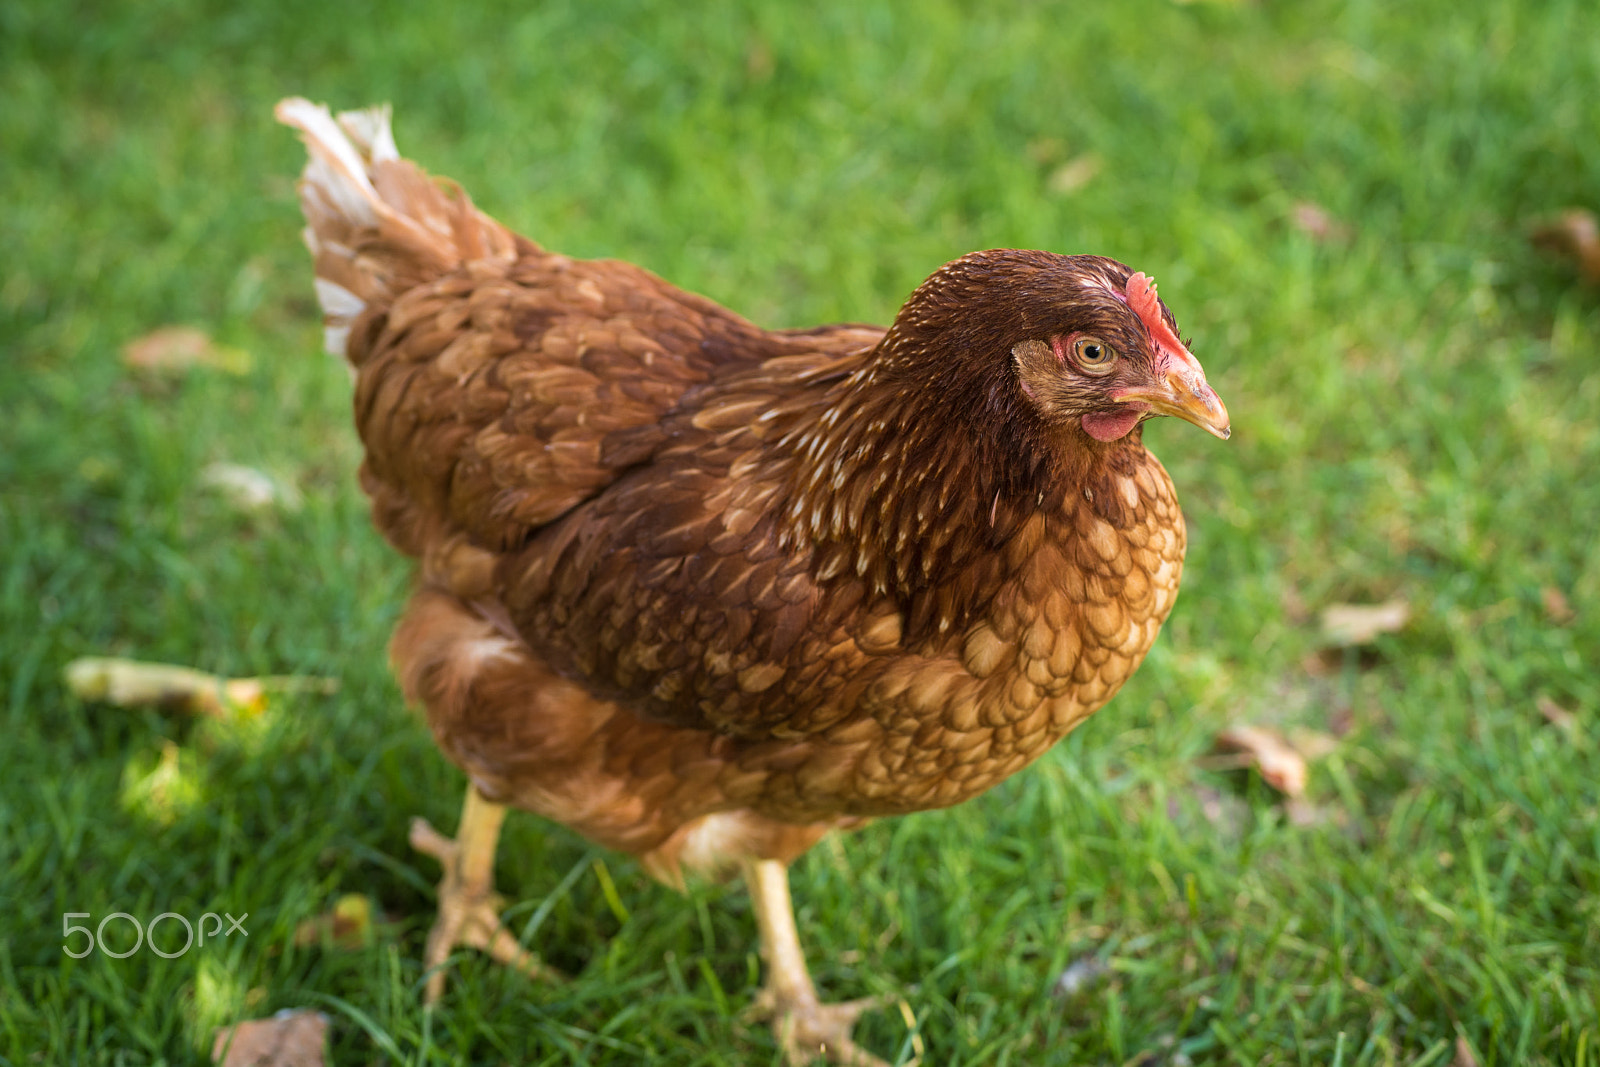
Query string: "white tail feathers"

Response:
xmin=275 ymin=97 xmax=516 ymax=358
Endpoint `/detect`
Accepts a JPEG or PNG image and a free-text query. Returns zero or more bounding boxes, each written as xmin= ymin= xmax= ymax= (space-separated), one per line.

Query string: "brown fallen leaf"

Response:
xmin=1530 ymin=208 xmax=1600 ymax=284
xmin=1452 ymin=1035 xmax=1482 ymax=1067
xmin=123 ymin=325 xmax=252 ymax=375
xmin=1542 ymin=586 xmax=1576 ymax=626
xmin=1536 ymin=695 xmax=1577 ymax=733
xmin=1320 ymin=600 xmax=1410 ymax=646
xmin=64 ymin=657 xmax=338 ymax=718
xmin=1047 ymin=155 xmax=1101 ymax=195
xmin=1212 ymin=725 xmax=1308 ymax=797
xmin=292 ymin=894 xmax=374 ymax=950
xmin=1290 ymin=201 xmax=1350 ymax=243
xmin=213 ymin=1009 xmax=328 ymax=1067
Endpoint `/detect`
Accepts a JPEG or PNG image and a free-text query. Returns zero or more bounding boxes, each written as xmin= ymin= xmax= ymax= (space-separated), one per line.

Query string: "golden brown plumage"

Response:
xmin=278 ymin=98 xmax=1228 ymax=1064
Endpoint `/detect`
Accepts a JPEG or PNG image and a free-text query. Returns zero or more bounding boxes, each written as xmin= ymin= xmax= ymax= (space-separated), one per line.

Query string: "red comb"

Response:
xmin=1125 ymin=272 xmax=1186 ymax=357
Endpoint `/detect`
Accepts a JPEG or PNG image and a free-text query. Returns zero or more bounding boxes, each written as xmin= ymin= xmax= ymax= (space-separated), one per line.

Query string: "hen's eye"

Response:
xmin=1073 ymin=336 xmax=1116 ymax=374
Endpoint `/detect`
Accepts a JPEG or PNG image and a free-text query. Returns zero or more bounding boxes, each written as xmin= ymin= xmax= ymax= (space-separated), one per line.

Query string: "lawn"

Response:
xmin=2 ymin=0 xmax=1598 ymax=1063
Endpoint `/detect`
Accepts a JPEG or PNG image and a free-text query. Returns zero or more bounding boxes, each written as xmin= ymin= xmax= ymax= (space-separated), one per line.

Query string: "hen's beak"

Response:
xmin=1116 ymin=362 xmax=1231 ymax=440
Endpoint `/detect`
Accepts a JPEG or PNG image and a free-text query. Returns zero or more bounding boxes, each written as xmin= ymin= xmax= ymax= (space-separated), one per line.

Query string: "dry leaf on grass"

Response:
xmin=1536 ymin=695 xmax=1577 ymax=733
xmin=1320 ymin=600 xmax=1410 ymax=646
xmin=64 ymin=657 xmax=338 ymax=719
xmin=1530 ymin=208 xmax=1600 ymax=284
xmin=124 ymin=326 xmax=252 ymax=375
xmin=1207 ymin=725 xmax=1346 ymax=827
xmin=292 ymin=894 xmax=375 ymax=950
xmin=1541 ymin=586 xmax=1576 ymax=626
xmin=1451 ymin=1035 xmax=1482 ymax=1067
xmin=1053 ymin=955 xmax=1111 ymax=997
xmin=1290 ymin=201 xmax=1351 ymax=243
xmin=201 ymin=463 xmax=302 ymax=512
xmin=212 ymin=1010 xmax=328 ymax=1067
xmin=1211 ymin=725 xmax=1309 ymax=797
xmin=1047 ymin=155 xmax=1101 ymax=195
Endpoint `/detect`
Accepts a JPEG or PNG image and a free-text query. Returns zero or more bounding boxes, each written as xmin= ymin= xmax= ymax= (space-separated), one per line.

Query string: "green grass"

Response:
xmin=3 ymin=0 xmax=1599 ymax=1062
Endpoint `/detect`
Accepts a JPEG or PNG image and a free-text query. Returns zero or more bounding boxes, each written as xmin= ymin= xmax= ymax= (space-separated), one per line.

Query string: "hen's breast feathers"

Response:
xmin=496 ymin=405 xmax=1183 ymax=815
xmin=494 ymin=348 xmax=1184 ymax=802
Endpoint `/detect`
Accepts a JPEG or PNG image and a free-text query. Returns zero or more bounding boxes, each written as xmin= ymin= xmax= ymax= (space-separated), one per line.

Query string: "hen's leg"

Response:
xmin=409 ymin=785 xmax=558 ymax=1003
xmin=743 ymin=858 xmax=887 ymax=1067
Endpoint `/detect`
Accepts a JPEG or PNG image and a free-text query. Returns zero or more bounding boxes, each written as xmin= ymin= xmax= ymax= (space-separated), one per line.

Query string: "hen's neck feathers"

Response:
xmin=772 ymin=265 xmax=1152 ymax=645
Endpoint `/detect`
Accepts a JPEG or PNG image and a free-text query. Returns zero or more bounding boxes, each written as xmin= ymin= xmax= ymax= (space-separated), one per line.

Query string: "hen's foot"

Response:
xmin=747 ymin=989 xmax=889 ymax=1066
xmin=409 ymin=790 xmax=560 ymax=1004
xmin=742 ymin=857 xmax=894 ymax=1065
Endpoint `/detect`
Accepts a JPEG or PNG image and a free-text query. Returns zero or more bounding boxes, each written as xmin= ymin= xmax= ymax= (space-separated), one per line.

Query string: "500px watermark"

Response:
xmin=63 ymin=911 xmax=248 ymax=958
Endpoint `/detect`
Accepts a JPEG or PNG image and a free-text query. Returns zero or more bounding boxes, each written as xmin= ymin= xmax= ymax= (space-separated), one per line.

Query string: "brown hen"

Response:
xmin=278 ymin=98 xmax=1229 ymax=1065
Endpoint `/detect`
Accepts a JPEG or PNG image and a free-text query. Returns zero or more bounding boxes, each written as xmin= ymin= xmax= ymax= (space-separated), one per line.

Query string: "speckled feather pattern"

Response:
xmin=283 ymin=104 xmax=1191 ymax=884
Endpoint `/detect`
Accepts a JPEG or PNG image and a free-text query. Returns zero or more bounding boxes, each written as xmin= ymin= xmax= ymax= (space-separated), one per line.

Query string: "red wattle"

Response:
xmin=1081 ymin=407 xmax=1146 ymax=441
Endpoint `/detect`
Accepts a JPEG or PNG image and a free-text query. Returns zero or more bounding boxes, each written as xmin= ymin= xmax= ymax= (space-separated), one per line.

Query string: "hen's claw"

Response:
xmin=747 ymin=990 xmax=890 ymax=1066
xmin=409 ymin=793 xmax=560 ymax=1003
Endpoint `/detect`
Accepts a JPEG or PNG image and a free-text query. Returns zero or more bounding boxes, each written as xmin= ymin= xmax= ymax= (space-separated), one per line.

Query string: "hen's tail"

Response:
xmin=275 ymin=98 xmax=519 ymax=359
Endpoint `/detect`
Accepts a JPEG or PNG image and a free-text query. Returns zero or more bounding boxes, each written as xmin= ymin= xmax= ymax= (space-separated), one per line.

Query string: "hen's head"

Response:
xmin=882 ymin=250 xmax=1230 ymax=445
